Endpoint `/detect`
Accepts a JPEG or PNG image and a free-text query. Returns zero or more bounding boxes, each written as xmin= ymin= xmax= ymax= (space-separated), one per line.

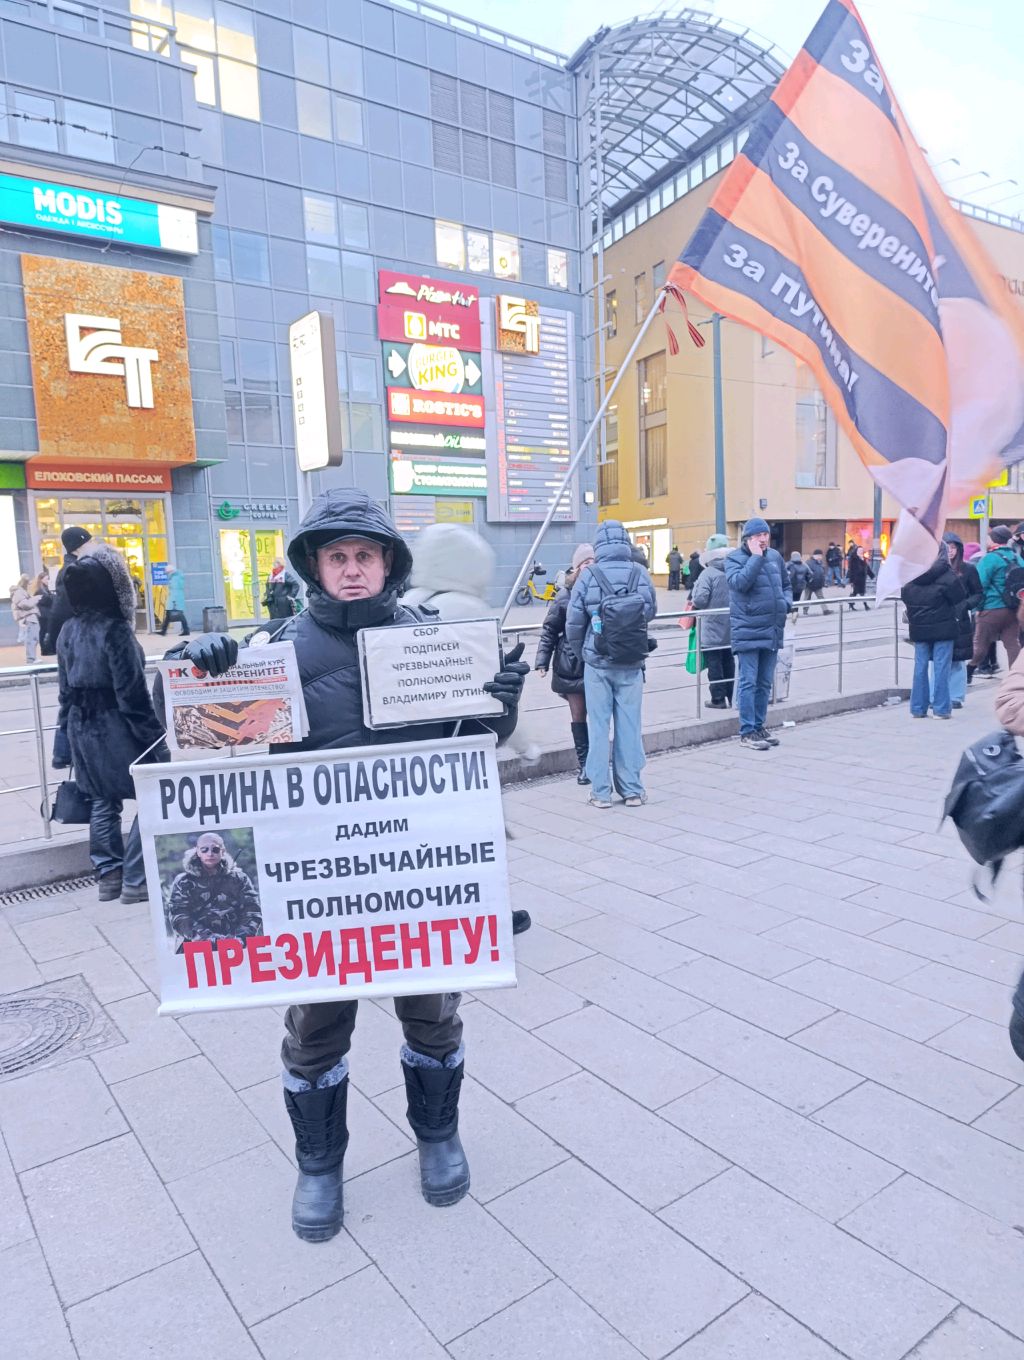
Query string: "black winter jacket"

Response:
xmin=900 ymin=558 xmax=967 ymax=644
xmin=188 ymin=489 xmax=518 ymax=753
xmin=806 ymin=557 xmax=826 ymax=590
xmin=57 ymin=546 xmax=168 ymax=800
xmin=535 ymin=586 xmax=584 ymax=696
xmin=40 ymin=555 xmax=75 ymax=656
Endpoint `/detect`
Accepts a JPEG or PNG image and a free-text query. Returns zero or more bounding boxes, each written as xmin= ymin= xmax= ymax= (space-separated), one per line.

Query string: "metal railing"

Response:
xmin=0 ymin=595 xmax=908 ymax=842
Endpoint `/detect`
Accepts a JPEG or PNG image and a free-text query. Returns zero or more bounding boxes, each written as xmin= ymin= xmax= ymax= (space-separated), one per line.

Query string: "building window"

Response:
xmin=306 ymin=244 xmax=343 ymax=297
xmin=493 ymin=233 xmax=520 ymax=281
xmin=297 ymin=81 xmax=332 ymax=140
xmin=333 ymin=95 xmax=364 ymax=147
xmin=605 ymin=290 xmax=617 ymax=338
xmin=131 ymin=0 xmax=260 ymax=120
xmin=231 ymin=230 xmax=270 ymax=285
xmin=547 ymin=248 xmax=568 ymax=290
xmin=467 ymin=230 xmax=490 ymax=274
xmin=435 ymin=219 xmax=465 ymax=271
xmin=600 ymin=403 xmax=619 ymax=505
xmin=638 ymin=352 xmax=668 ymax=499
xmin=795 ymin=370 xmax=837 ymax=488
xmin=303 ymin=194 xmax=337 ymax=245
xmin=652 ymin=260 xmax=666 ymax=290
xmin=634 ymin=271 xmax=649 ymax=324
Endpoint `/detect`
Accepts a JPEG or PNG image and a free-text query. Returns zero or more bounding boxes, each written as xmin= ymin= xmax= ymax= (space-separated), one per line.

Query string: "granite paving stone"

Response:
xmin=447 ymin=1279 xmax=642 ymax=1360
xmin=926 ymin=1014 xmax=1024 ymax=1083
xmin=93 ymin=993 xmax=199 ymax=1084
xmin=516 ymin=1070 xmax=726 ymax=1210
xmin=178 ymin=1004 xmax=287 ymax=1089
xmin=252 ymin=1265 xmax=450 ymax=1360
xmin=762 ymin=917 xmax=923 ymax=982
xmin=671 ymin=1294 xmax=848 ymax=1359
xmin=546 ymin=953 xmax=709 ymax=1033
xmin=38 ymin=945 xmax=147 ymax=1003
xmin=658 ymin=917 xmax=813 ymax=979
xmin=13 ymin=911 xmax=105 ymax=962
xmin=660 ymin=1008 xmax=862 ymax=1114
xmin=753 ymin=882 xmax=896 ymax=936
xmin=904 ymin=1309 xmax=1024 ymax=1359
xmin=815 ymin=1081 xmax=1024 ymax=1228
xmin=344 ymin=1156 xmax=549 ymax=1342
xmin=657 ymin=884 xmax=795 ymax=934
xmin=560 ymin=913 xmax=700 ymax=976
xmin=0 ymin=1238 xmax=77 ymax=1360
xmin=841 ymin=1175 xmax=1024 ymax=1345
xmin=535 ymin=1006 xmax=716 ymax=1109
xmin=21 ymin=1133 xmax=195 ymax=1305
xmin=460 ymin=1000 xmax=580 ymax=1102
xmin=895 ymin=961 xmax=1013 ymax=1024
xmin=662 ymin=1167 xmax=953 ymax=1360
xmin=793 ymin=1011 xmax=1014 ymax=1121
xmin=781 ymin=959 xmax=962 ymax=1040
xmin=973 ymin=1086 xmax=1024 ymax=1150
xmin=490 ymin=1159 xmax=747 ymax=1358
xmin=66 ymin=1251 xmax=261 ymax=1360
xmin=477 ymin=961 xmax=586 ymax=1030
xmin=661 ymin=1075 xmax=898 ymax=1220
xmin=113 ymin=1055 xmax=268 ymax=1182
xmin=168 ymin=1143 xmax=367 ymax=1325
xmin=871 ymin=921 xmax=1023 ymax=986
xmin=660 ymin=954 xmax=833 ymax=1037
xmin=0 ymin=1057 xmax=127 ymax=1170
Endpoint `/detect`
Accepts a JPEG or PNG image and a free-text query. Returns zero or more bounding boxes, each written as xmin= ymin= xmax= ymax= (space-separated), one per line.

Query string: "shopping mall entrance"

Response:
xmin=32 ymin=495 xmax=171 ymax=632
xmin=218 ymin=527 xmax=286 ymax=625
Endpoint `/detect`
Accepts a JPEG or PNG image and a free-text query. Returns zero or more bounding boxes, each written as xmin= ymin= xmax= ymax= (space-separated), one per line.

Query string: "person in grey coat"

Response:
xmin=566 ymin=520 xmax=657 ymax=808
xmin=690 ymin=534 xmax=733 ymax=707
xmin=724 ymin=517 xmax=792 ymax=750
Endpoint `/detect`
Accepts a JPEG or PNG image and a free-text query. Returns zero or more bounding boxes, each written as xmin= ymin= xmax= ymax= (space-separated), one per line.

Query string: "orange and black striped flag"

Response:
xmin=668 ymin=0 xmax=1024 ymax=593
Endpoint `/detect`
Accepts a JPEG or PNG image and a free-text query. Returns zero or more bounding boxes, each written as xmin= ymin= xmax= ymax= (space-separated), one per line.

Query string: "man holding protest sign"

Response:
xmin=169 ymin=489 xmax=528 ymax=1242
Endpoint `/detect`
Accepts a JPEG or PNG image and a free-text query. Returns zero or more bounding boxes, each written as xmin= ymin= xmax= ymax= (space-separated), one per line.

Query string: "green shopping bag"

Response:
xmin=684 ymin=625 xmax=705 ymax=675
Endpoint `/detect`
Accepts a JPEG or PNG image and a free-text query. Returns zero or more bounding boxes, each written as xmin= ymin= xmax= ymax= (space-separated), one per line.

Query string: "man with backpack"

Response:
xmin=970 ymin=525 xmax=1024 ymax=674
xmin=804 ymin=549 xmax=832 ymax=613
xmin=725 ymin=517 xmax=793 ymax=751
xmin=566 ymin=520 xmax=657 ymax=808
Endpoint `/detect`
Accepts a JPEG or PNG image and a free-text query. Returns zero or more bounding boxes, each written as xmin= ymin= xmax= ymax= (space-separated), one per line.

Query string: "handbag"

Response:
xmin=684 ymin=626 xmax=706 ymax=675
xmin=943 ymin=729 xmax=1024 ymax=894
xmin=48 ymin=768 xmax=93 ymax=825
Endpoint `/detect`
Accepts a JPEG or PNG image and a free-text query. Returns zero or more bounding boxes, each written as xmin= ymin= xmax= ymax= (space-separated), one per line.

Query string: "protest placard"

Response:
xmin=155 ymin=642 xmax=308 ymax=752
xmin=132 ymin=733 xmax=515 ymax=1015
xmin=358 ymin=618 xmax=504 ymax=728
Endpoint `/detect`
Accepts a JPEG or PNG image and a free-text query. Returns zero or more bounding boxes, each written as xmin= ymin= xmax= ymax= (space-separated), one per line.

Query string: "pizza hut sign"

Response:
xmin=377 ymin=270 xmax=481 ymax=350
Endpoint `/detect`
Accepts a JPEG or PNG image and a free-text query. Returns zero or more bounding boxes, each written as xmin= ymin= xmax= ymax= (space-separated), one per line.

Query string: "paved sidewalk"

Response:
xmin=3 ymin=694 xmax=1024 ymax=1358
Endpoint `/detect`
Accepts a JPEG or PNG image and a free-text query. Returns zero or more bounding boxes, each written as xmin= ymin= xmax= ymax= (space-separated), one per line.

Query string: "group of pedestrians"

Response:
xmin=900 ymin=523 xmax=1024 ymax=719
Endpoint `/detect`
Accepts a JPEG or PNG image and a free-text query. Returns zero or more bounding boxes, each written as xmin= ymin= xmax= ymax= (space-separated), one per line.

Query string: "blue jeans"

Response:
xmin=932 ymin=659 xmax=966 ymax=707
xmin=912 ymin=639 xmax=953 ymax=716
xmin=736 ymin=649 xmax=778 ymax=735
xmin=584 ymin=666 xmax=645 ymax=800
xmin=827 ymin=565 xmax=842 ymax=586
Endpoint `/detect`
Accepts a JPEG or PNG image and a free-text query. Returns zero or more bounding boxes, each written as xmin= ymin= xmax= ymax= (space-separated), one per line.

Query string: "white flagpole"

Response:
xmin=500 ymin=289 xmax=668 ymax=623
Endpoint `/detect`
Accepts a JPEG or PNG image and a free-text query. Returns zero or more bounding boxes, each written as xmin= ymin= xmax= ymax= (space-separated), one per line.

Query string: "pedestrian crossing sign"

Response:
xmin=969 ymin=495 xmax=990 ymax=519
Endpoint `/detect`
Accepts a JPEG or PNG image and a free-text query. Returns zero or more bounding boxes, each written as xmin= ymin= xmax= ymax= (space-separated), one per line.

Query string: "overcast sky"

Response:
xmin=449 ymin=0 xmax=1023 ymax=215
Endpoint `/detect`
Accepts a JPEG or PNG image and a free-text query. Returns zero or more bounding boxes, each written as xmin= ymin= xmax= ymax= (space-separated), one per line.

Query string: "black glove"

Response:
xmin=181 ymin=633 xmax=238 ymax=677
xmin=483 ymin=640 xmax=530 ymax=710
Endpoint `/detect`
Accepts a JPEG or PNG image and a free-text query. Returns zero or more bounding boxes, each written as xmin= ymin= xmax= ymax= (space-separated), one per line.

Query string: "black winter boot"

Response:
xmin=571 ymin=721 xmax=590 ymax=785
xmin=402 ymin=1047 xmax=470 ymax=1207
xmin=284 ymin=1077 xmax=349 ymax=1242
xmin=97 ymin=872 xmax=123 ymax=902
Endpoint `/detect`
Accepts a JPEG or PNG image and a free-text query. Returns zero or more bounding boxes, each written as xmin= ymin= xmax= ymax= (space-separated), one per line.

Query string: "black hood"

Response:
xmin=63 ymin=544 xmax=135 ymax=622
xmin=287 ymin=489 xmax=414 ymax=632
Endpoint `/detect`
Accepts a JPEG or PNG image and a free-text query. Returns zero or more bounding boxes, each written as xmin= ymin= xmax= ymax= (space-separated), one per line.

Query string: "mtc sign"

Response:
xmin=0 ymin=172 xmax=198 ymax=253
xmin=377 ymin=270 xmax=481 ymax=350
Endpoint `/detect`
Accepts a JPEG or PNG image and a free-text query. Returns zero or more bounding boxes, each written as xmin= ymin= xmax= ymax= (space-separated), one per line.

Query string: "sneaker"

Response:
xmin=740 ymin=733 xmax=771 ymax=751
xmin=623 ymin=795 xmax=647 ymax=807
xmin=935 ymin=712 xmax=952 ymax=720
xmin=587 ymin=795 xmax=613 ymax=809
xmin=756 ymin=726 xmax=780 ymax=747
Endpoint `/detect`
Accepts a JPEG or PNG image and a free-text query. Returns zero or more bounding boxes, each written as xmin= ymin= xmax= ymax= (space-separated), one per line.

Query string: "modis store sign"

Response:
xmin=22 ymin=255 xmax=196 ymax=466
xmin=377 ymin=270 xmax=481 ymax=350
xmin=0 ymin=172 xmax=198 ymax=254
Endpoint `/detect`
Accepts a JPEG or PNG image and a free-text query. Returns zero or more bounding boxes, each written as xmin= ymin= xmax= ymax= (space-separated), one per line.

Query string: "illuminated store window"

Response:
xmin=547 ymin=248 xmax=568 ymax=290
xmin=493 ymin=232 xmax=520 ymax=281
xmin=467 ymin=230 xmax=491 ymax=274
xmin=435 ymin=219 xmax=465 ymax=271
xmin=130 ymin=0 xmax=260 ymax=120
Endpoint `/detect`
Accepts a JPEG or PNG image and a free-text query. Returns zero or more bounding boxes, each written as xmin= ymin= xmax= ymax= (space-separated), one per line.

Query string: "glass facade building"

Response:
xmin=0 ymin=0 xmax=592 ymax=636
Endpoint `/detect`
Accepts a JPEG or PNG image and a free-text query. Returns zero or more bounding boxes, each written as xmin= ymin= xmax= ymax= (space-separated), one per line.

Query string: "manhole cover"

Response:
xmin=0 ymin=976 xmax=122 ymax=1081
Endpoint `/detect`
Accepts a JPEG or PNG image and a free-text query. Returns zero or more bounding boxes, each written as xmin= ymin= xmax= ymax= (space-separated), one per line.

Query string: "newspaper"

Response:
xmin=156 ymin=642 xmax=308 ymax=753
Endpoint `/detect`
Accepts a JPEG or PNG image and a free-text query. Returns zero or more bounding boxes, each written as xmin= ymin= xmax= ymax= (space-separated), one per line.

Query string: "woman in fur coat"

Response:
xmin=57 ymin=544 xmax=168 ymax=904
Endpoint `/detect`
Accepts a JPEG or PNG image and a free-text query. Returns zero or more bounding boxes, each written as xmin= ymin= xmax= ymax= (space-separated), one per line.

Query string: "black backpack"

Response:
xmin=943 ymin=729 xmax=1024 ymax=895
xmin=1003 ymin=561 xmax=1024 ymax=611
xmin=588 ymin=564 xmax=650 ymax=665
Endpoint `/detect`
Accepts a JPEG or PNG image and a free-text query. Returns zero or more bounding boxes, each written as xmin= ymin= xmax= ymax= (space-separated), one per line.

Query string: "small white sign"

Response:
xmin=289 ymin=310 xmax=343 ymax=472
xmin=358 ymin=618 xmax=505 ymax=729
